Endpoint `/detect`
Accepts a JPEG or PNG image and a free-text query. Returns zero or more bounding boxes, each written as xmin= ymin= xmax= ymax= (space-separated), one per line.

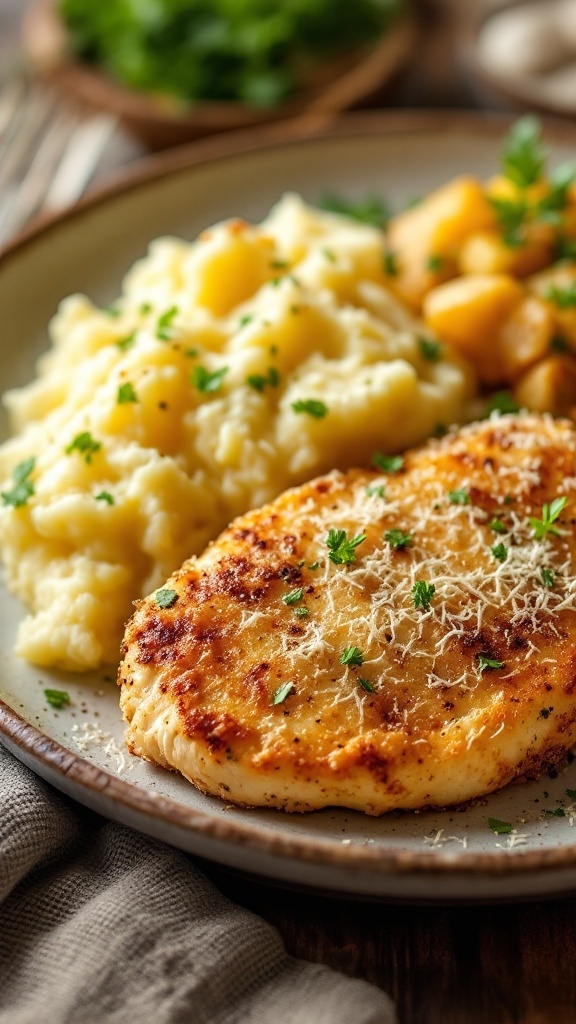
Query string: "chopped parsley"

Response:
xmin=319 ymin=194 xmax=389 ymax=228
xmin=326 ymin=528 xmax=366 ymax=565
xmin=270 ymin=258 xmax=289 ymax=270
xmin=529 ymin=496 xmax=567 ymax=540
xmin=418 ymin=336 xmax=442 ymax=361
xmin=566 ymin=789 xmax=576 ymax=800
xmin=271 ymin=681 xmax=294 ymax=706
xmin=139 ymin=302 xmax=152 ymax=315
xmin=192 ymin=365 xmax=228 ymax=394
xmin=116 ymin=330 xmax=136 ymax=352
xmin=185 ymin=347 xmax=199 ymax=358
xmin=426 ymin=253 xmax=444 ymax=273
xmin=544 ymin=282 xmax=576 ymax=309
xmin=544 ymin=807 xmax=566 ymax=817
xmin=366 ymin=484 xmax=385 ymax=499
xmin=1 ymin=456 xmax=35 ymax=508
xmin=490 ymin=518 xmax=507 ymax=534
xmin=489 ymin=196 xmax=529 ymax=248
xmin=282 ymin=588 xmax=303 ymax=606
xmin=491 ymin=542 xmax=508 ymax=562
xmin=308 ymin=562 xmax=319 ymax=571
xmin=385 ymin=528 xmax=412 ymax=550
xmin=294 ymin=606 xmax=309 ymax=618
xmin=239 ymin=314 xmax=253 ymax=328
xmin=44 ymin=688 xmax=70 ymax=709
xmin=358 ymin=677 xmax=375 ymax=693
xmin=322 ymin=248 xmax=336 ymax=263
xmin=541 ymin=567 xmax=555 ymax=587
xmin=291 ymin=398 xmax=328 ymax=418
xmin=501 ymin=115 xmax=545 ymax=188
xmin=95 ymin=491 xmax=114 ymax=505
xmin=155 ymin=588 xmax=178 ymax=609
xmin=383 ymin=250 xmax=398 ymax=276
xmin=65 ymin=432 xmax=101 ymax=464
xmin=340 ymin=645 xmax=364 ymax=667
xmin=247 ymin=367 xmax=280 ymax=392
xmin=156 ymin=305 xmax=179 ymax=340
xmin=412 ymin=580 xmax=435 ymax=611
xmin=371 ymin=452 xmax=404 ymax=473
xmin=488 ymin=817 xmax=513 ymax=835
xmin=478 ymin=654 xmax=505 ymax=672
xmin=117 ymin=382 xmax=138 ymax=404
xmin=485 ymin=390 xmax=521 ymax=416
xmin=448 ymin=488 xmax=469 ymax=506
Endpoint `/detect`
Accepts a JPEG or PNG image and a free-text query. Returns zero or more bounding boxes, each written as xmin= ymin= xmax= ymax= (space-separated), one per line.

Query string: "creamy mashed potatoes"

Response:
xmin=0 ymin=195 xmax=475 ymax=670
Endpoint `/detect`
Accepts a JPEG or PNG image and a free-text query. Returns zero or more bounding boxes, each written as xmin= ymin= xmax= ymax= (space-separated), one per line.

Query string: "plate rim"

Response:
xmin=4 ymin=108 xmax=576 ymax=881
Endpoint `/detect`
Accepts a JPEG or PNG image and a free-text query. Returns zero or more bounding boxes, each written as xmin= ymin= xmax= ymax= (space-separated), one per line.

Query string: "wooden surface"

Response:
xmin=205 ymin=861 xmax=576 ymax=1024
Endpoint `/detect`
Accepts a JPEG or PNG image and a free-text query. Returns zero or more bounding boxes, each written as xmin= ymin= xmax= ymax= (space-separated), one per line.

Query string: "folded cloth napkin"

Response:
xmin=0 ymin=745 xmax=396 ymax=1024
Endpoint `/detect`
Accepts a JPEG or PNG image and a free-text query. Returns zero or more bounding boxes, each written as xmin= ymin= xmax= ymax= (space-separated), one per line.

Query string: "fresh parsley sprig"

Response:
xmin=529 ymin=496 xmax=567 ymax=540
xmin=325 ymin=529 xmax=366 ymax=566
xmin=1 ymin=456 xmax=35 ymax=508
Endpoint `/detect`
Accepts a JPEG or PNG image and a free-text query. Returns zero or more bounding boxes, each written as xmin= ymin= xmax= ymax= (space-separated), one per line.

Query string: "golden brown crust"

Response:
xmin=119 ymin=413 xmax=576 ymax=813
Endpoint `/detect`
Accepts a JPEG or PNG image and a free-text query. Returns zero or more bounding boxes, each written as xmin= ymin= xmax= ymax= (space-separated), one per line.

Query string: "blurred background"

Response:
xmin=1 ymin=0 xmax=575 ymax=245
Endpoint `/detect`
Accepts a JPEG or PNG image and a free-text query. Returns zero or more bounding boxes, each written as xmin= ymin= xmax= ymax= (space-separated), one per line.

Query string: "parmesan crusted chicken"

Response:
xmin=119 ymin=414 xmax=576 ymax=814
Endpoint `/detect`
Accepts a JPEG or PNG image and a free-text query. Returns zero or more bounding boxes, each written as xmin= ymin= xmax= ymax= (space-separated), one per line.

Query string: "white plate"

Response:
xmin=3 ymin=111 xmax=576 ymax=901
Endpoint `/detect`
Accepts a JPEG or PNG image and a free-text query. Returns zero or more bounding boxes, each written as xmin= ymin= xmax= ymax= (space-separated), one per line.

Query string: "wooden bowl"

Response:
xmin=23 ymin=0 xmax=418 ymax=150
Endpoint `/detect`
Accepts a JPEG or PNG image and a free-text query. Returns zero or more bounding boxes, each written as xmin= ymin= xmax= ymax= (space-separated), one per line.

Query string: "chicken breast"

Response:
xmin=119 ymin=413 xmax=576 ymax=814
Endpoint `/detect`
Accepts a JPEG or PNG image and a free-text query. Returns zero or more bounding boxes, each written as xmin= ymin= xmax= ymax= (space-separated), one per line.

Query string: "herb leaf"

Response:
xmin=478 ymin=654 xmax=505 ymax=672
xmin=366 ymin=484 xmax=385 ymax=499
xmin=2 ymin=456 xmax=36 ymax=508
xmin=491 ymin=542 xmax=508 ymax=562
xmin=544 ymin=283 xmax=576 ymax=309
xmin=383 ymin=250 xmax=398 ymax=276
xmin=291 ymin=399 xmax=328 ymax=419
xmin=448 ymin=488 xmax=469 ymax=506
xmin=319 ymin=194 xmax=390 ymax=228
xmin=326 ymin=528 xmax=366 ymax=566
xmin=282 ymin=588 xmax=304 ymax=606
xmin=95 ymin=491 xmax=114 ymax=505
xmin=44 ymin=688 xmax=70 ymax=709
xmin=372 ymin=452 xmax=404 ymax=473
xmin=192 ymin=365 xmax=228 ymax=394
xmin=418 ymin=336 xmax=442 ymax=361
xmin=502 ymin=115 xmax=546 ymax=188
xmin=156 ymin=306 xmax=179 ymax=340
xmin=116 ymin=330 xmax=136 ymax=352
xmin=340 ymin=645 xmax=364 ymax=667
xmin=485 ymin=390 xmax=522 ymax=416
xmin=358 ymin=677 xmax=375 ymax=692
xmin=488 ymin=817 xmax=513 ymax=835
xmin=529 ymin=496 xmax=567 ymax=540
xmin=490 ymin=518 xmax=507 ymax=534
xmin=155 ymin=588 xmax=178 ymax=609
xmin=412 ymin=580 xmax=435 ymax=611
xmin=541 ymin=567 xmax=555 ymax=587
xmin=271 ymin=681 xmax=294 ymax=705
xmin=65 ymin=432 xmax=101 ymax=464
xmin=247 ymin=367 xmax=280 ymax=392
xmin=117 ymin=382 xmax=138 ymax=404
xmin=385 ymin=528 xmax=412 ymax=550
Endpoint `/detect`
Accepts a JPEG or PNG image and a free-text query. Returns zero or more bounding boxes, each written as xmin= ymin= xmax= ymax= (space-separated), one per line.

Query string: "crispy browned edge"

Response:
xmin=3 ymin=110 xmax=576 ymax=879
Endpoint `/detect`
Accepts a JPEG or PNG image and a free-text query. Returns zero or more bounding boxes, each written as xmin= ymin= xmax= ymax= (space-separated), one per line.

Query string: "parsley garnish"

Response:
xmin=319 ymin=194 xmax=389 ymax=228
xmin=95 ymin=491 xmax=114 ymax=505
xmin=322 ymin=248 xmax=336 ymax=263
xmin=488 ymin=196 xmax=528 ymax=248
xmin=282 ymin=588 xmax=304 ymax=606
xmin=117 ymin=382 xmax=138 ymax=404
xmin=65 ymin=432 xmax=101 ymax=464
xmin=291 ymin=399 xmax=328 ymax=418
xmin=270 ymin=258 xmax=289 ymax=270
xmin=385 ymin=528 xmax=412 ymax=550
xmin=426 ymin=254 xmax=444 ymax=273
xmin=340 ymin=645 xmax=364 ymax=667
xmin=383 ymin=250 xmax=398 ymax=276
xmin=372 ymin=452 xmax=404 ymax=473
xmin=156 ymin=306 xmax=179 ymax=340
xmin=155 ymin=588 xmax=178 ymax=609
xmin=192 ymin=365 xmax=228 ymax=394
xmin=44 ymin=689 xmax=70 ymax=709
xmin=366 ymin=484 xmax=385 ymax=499
xmin=448 ymin=488 xmax=469 ymax=506
xmin=544 ymin=283 xmax=576 ymax=309
xmin=116 ymin=331 xmax=136 ymax=352
xmin=491 ymin=542 xmax=508 ymax=562
xmin=1 ymin=456 xmax=35 ymax=508
xmin=271 ymin=681 xmax=294 ymax=705
xmin=139 ymin=302 xmax=152 ymax=315
xmin=485 ymin=390 xmax=521 ymax=416
xmin=502 ymin=115 xmax=545 ymax=188
xmin=566 ymin=789 xmax=576 ymax=800
xmin=544 ymin=807 xmax=566 ymax=818
xmin=529 ymin=496 xmax=567 ymax=540
xmin=488 ymin=817 xmax=513 ymax=835
xmin=308 ymin=562 xmax=319 ymax=570
xmin=247 ymin=367 xmax=280 ymax=392
xmin=412 ymin=580 xmax=435 ymax=611
xmin=326 ymin=528 xmax=366 ymax=565
xmin=294 ymin=606 xmax=309 ymax=618
xmin=490 ymin=518 xmax=507 ymax=534
xmin=478 ymin=654 xmax=505 ymax=672
xmin=541 ymin=567 xmax=555 ymax=587
xmin=358 ymin=677 xmax=375 ymax=693
xmin=418 ymin=336 xmax=442 ymax=361
xmin=239 ymin=314 xmax=253 ymax=328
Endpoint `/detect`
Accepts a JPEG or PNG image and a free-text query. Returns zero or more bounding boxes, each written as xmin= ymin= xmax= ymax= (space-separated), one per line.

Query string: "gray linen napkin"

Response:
xmin=0 ymin=745 xmax=396 ymax=1024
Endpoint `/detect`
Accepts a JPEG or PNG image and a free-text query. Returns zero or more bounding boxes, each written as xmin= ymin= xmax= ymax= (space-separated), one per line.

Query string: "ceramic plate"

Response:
xmin=3 ymin=112 xmax=576 ymax=901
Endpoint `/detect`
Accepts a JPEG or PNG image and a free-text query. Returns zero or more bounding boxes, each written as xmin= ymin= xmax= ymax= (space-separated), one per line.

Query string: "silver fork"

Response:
xmin=0 ymin=75 xmax=118 ymax=247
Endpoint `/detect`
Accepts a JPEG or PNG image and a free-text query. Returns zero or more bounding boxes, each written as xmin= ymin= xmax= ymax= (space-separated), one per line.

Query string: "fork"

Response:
xmin=0 ymin=74 xmax=118 ymax=248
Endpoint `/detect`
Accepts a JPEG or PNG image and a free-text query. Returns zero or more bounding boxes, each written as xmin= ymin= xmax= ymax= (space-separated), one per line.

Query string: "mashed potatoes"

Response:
xmin=0 ymin=194 xmax=475 ymax=670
